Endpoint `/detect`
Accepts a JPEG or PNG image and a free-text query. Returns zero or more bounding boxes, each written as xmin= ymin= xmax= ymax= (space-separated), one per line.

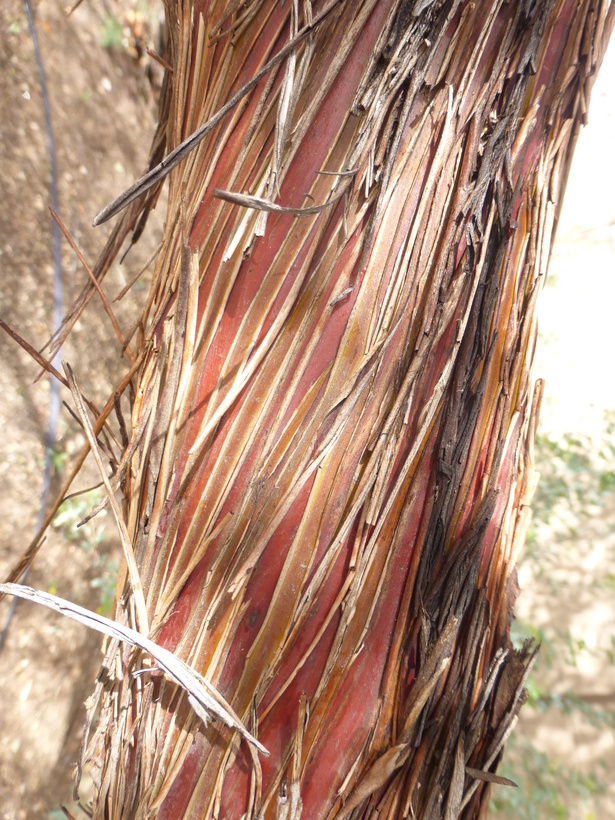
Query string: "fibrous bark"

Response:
xmin=21 ymin=0 xmax=612 ymax=817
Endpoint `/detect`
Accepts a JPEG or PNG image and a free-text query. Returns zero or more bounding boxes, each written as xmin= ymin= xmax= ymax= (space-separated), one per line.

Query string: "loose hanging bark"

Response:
xmin=21 ymin=0 xmax=611 ymax=817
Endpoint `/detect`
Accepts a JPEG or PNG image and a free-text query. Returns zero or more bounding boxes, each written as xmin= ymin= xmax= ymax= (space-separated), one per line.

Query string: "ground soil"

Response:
xmin=0 ymin=2 xmax=613 ymax=819
xmin=0 ymin=1 xmax=162 ymax=815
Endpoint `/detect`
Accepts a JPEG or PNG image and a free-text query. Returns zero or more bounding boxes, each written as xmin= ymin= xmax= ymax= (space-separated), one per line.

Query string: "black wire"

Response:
xmin=0 ymin=0 xmax=64 ymax=653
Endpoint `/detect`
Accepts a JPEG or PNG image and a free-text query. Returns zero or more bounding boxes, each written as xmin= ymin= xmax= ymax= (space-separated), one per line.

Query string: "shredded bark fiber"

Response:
xmin=5 ymin=0 xmax=613 ymax=817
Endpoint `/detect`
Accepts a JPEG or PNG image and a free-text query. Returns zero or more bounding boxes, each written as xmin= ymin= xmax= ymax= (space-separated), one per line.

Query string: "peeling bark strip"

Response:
xmin=0 ymin=583 xmax=267 ymax=755
xmin=68 ymin=0 xmax=611 ymax=817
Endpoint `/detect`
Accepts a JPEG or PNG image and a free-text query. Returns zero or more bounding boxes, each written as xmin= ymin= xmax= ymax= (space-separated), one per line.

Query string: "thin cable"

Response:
xmin=0 ymin=0 xmax=64 ymax=653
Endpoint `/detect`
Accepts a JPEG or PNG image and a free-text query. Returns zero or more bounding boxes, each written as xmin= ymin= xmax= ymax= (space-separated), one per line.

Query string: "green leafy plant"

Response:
xmin=49 ymin=445 xmax=70 ymax=476
xmin=52 ymin=490 xmax=117 ymax=614
xmin=491 ymin=736 xmax=608 ymax=819
xmin=525 ymin=425 xmax=615 ymax=565
xmin=99 ymin=14 xmax=125 ymax=50
xmin=90 ymin=554 xmax=119 ymax=616
xmin=53 ymin=490 xmax=107 ymax=550
xmin=492 ymin=418 xmax=615 ymax=816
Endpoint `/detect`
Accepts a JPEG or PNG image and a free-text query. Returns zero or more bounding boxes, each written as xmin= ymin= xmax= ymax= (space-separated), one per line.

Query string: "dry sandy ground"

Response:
xmin=0 ymin=0 xmax=162 ymax=815
xmin=0 ymin=2 xmax=613 ymax=818
xmin=509 ymin=41 xmax=615 ymax=819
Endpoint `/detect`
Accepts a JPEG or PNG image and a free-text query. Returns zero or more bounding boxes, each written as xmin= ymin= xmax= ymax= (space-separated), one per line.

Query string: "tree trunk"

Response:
xmin=29 ymin=1 xmax=614 ymax=817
